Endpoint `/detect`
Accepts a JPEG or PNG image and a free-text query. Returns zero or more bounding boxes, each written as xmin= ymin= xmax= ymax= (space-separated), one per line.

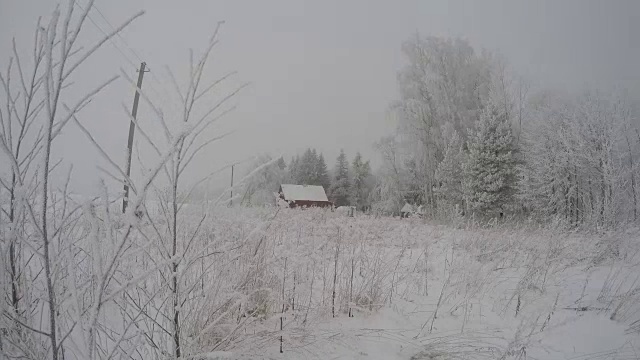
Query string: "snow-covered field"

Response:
xmin=163 ymin=207 xmax=640 ymax=359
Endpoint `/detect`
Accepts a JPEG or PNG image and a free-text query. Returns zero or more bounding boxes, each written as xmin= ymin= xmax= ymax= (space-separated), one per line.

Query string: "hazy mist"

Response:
xmin=1 ymin=0 xmax=638 ymax=195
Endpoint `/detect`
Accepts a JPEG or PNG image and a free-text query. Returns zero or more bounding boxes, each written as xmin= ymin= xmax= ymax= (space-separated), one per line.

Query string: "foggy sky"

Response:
xmin=1 ymin=0 xmax=638 ymax=195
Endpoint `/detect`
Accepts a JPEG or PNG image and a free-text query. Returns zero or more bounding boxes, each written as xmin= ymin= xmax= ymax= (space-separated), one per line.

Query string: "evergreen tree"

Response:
xmin=350 ymin=152 xmax=373 ymax=211
xmin=287 ymin=149 xmax=332 ymax=188
xmin=315 ymin=153 xmax=331 ymax=190
xmin=330 ymin=149 xmax=351 ymax=206
xmin=298 ymin=148 xmax=316 ymax=184
xmin=462 ymin=102 xmax=517 ymax=215
xmin=310 ymin=148 xmax=319 ymax=183
xmin=288 ymin=156 xmax=300 ymax=183
xmin=306 ymin=148 xmax=320 ymax=185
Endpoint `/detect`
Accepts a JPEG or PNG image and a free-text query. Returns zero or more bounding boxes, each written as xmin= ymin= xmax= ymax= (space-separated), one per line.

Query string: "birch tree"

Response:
xmin=393 ymin=35 xmax=503 ymax=214
xmin=435 ymin=127 xmax=465 ymax=211
xmin=519 ymin=90 xmax=636 ymax=227
xmin=0 ymin=1 xmax=143 ymax=358
xmin=109 ymin=22 xmax=251 ymax=358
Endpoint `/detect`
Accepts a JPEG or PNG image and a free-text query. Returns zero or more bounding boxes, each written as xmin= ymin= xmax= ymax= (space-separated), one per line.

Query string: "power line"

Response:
xmin=75 ymin=1 xmax=178 ymax=113
xmin=72 ymin=1 xmax=138 ymax=70
xmin=86 ymin=3 xmax=175 ymax=101
xmin=74 ymin=1 xmax=183 ymax=122
xmin=91 ymin=4 xmax=145 ymax=64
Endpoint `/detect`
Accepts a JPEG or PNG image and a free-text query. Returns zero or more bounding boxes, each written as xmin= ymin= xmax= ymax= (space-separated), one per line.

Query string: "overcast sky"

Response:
xmin=1 ymin=0 xmax=639 ymax=194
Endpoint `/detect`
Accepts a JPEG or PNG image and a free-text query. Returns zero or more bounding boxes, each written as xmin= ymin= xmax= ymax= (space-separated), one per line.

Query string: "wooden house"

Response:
xmin=278 ymin=184 xmax=332 ymax=208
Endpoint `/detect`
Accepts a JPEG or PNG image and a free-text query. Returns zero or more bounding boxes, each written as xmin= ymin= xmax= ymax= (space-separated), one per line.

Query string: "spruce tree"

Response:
xmin=298 ymin=148 xmax=316 ymax=184
xmin=316 ymin=153 xmax=331 ymax=190
xmin=462 ymin=102 xmax=517 ymax=215
xmin=330 ymin=149 xmax=351 ymax=206
xmin=288 ymin=156 xmax=300 ymax=184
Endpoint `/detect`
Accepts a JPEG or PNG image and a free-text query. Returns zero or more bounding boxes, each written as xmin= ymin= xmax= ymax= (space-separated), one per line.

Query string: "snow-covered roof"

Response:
xmin=280 ymin=184 xmax=329 ymax=202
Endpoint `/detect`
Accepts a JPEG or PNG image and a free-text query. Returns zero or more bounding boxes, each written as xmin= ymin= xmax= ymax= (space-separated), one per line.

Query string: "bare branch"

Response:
xmin=66 ymin=105 xmax=137 ymax=195
xmin=52 ymin=75 xmax=119 ymax=140
xmin=63 ymin=10 xmax=144 ymax=81
xmin=120 ymin=68 xmax=172 ymax=142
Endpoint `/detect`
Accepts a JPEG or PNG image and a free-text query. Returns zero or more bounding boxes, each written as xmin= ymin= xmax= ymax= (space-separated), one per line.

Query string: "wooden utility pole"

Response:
xmin=123 ymin=62 xmax=148 ymax=213
xmin=229 ymin=164 xmax=234 ymax=206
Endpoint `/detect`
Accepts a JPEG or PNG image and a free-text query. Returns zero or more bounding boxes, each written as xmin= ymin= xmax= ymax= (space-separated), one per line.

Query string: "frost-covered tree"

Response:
xmin=518 ymin=91 xmax=575 ymax=222
xmin=286 ymin=149 xmax=330 ymax=189
xmin=403 ymin=157 xmax=426 ymax=205
xmin=435 ymin=128 xmax=465 ymax=209
xmin=0 ymin=17 xmax=47 ymax=324
xmin=519 ymin=90 xmax=635 ymax=227
xmin=371 ymin=136 xmax=405 ymax=214
xmin=241 ymin=154 xmax=286 ymax=206
xmin=391 ymin=35 xmax=508 ymax=214
xmin=0 ymin=3 xmax=145 ymax=358
xmin=397 ymin=36 xmax=494 ymax=143
xmin=375 ymin=33 xmax=639 ymax=227
xmin=288 ymin=156 xmax=300 ymax=183
xmin=298 ymin=148 xmax=316 ymax=184
xmin=330 ymin=149 xmax=351 ymax=206
xmin=315 ymin=153 xmax=331 ymax=190
xmin=350 ymin=152 xmax=373 ymax=211
xmin=276 ymin=156 xmax=287 ymax=171
xmin=463 ymin=101 xmax=517 ymax=215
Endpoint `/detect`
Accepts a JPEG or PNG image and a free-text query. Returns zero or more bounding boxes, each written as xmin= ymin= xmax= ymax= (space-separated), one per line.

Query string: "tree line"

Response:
xmin=370 ymin=35 xmax=639 ymax=228
xmin=240 ymin=149 xmax=374 ymax=209
xmin=242 ymin=36 xmax=639 ymax=229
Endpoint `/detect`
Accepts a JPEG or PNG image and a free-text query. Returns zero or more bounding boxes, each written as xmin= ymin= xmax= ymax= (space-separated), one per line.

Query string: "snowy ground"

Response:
xmin=186 ymin=207 xmax=640 ymax=360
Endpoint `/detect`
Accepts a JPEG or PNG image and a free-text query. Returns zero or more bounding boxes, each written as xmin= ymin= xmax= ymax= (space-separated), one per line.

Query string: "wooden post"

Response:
xmin=123 ymin=62 xmax=148 ymax=213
